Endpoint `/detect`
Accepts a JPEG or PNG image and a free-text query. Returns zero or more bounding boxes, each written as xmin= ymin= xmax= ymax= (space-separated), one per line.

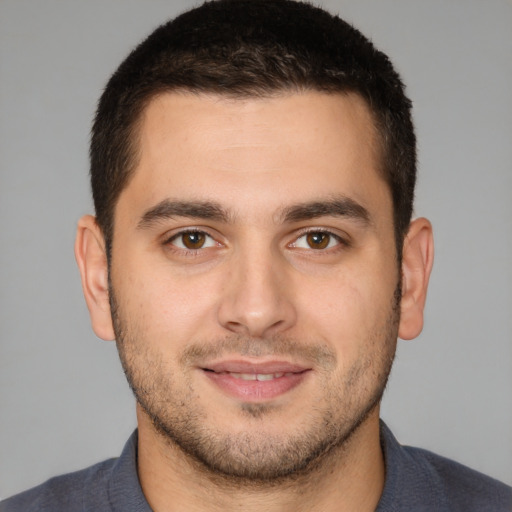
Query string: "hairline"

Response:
xmin=105 ymin=85 xmax=395 ymax=257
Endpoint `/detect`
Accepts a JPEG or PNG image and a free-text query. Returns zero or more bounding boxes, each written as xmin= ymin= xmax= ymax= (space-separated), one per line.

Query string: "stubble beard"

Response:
xmin=110 ymin=284 xmax=400 ymax=484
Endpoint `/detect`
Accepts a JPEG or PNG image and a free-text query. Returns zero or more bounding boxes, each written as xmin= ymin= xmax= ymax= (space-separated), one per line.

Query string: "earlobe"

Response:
xmin=74 ymin=215 xmax=115 ymax=341
xmin=398 ymin=217 xmax=434 ymax=340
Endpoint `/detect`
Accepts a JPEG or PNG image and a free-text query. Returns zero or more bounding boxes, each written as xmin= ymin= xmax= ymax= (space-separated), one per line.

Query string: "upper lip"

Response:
xmin=201 ymin=360 xmax=310 ymax=374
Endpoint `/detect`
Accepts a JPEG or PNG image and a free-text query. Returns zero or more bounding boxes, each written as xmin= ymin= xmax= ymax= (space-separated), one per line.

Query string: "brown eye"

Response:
xmin=291 ymin=231 xmax=342 ymax=251
xmin=181 ymin=232 xmax=206 ymax=249
xmin=306 ymin=232 xmax=330 ymax=249
xmin=169 ymin=231 xmax=216 ymax=250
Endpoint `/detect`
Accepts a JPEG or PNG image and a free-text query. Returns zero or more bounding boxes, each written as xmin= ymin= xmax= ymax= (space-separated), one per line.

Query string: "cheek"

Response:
xmin=295 ymin=264 xmax=396 ymax=350
xmin=112 ymin=255 xmax=224 ymax=348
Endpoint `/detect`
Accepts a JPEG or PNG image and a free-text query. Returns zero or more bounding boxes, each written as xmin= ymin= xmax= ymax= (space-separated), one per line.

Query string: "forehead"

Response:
xmin=117 ymin=91 xmax=390 ymax=225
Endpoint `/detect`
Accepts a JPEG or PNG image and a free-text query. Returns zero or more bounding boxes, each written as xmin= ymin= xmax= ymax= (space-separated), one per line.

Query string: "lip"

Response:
xmin=204 ymin=360 xmax=309 ymax=374
xmin=200 ymin=359 xmax=311 ymax=402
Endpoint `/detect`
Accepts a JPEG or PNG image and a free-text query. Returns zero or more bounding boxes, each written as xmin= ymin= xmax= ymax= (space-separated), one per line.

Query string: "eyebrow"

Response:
xmin=137 ymin=199 xmax=231 ymax=229
xmin=279 ymin=197 xmax=371 ymax=225
xmin=137 ymin=195 xmax=371 ymax=230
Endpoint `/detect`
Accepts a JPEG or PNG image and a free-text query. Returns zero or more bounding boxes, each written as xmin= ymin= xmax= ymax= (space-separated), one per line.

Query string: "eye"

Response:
xmin=168 ymin=230 xmax=217 ymax=250
xmin=292 ymin=231 xmax=341 ymax=250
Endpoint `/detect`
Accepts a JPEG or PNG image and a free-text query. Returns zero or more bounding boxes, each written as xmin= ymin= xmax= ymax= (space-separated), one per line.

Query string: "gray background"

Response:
xmin=1 ymin=0 xmax=511 ymax=499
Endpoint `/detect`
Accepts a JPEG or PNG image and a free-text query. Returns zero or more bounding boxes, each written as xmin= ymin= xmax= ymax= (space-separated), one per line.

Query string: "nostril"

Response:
xmin=224 ymin=320 xmax=250 ymax=335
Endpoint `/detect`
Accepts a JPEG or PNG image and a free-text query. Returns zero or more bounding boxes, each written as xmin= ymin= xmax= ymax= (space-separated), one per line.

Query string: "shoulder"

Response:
xmin=0 ymin=457 xmax=117 ymax=512
xmin=378 ymin=421 xmax=512 ymax=512
xmin=406 ymin=444 xmax=512 ymax=510
xmin=0 ymin=431 xmax=147 ymax=512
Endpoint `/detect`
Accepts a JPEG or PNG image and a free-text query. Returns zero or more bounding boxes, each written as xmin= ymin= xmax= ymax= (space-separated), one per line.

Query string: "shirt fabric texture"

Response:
xmin=1 ymin=421 xmax=511 ymax=511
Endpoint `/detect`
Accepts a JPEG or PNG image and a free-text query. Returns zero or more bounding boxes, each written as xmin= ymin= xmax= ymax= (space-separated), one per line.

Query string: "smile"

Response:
xmin=217 ymin=371 xmax=295 ymax=381
xmin=201 ymin=363 xmax=310 ymax=401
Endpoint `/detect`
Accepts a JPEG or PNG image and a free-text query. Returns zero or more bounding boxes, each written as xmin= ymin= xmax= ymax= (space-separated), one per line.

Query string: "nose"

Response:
xmin=217 ymin=247 xmax=297 ymax=338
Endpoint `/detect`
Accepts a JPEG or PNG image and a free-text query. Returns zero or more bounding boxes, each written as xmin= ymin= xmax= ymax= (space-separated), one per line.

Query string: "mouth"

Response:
xmin=200 ymin=360 xmax=311 ymax=402
xmin=212 ymin=371 xmax=296 ymax=381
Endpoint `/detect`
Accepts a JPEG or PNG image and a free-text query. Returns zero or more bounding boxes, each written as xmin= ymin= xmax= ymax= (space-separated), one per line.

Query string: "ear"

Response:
xmin=74 ymin=215 xmax=115 ymax=341
xmin=398 ymin=217 xmax=434 ymax=340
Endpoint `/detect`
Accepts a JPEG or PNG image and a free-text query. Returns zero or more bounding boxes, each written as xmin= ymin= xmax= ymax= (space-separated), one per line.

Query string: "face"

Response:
xmin=109 ymin=91 xmax=400 ymax=480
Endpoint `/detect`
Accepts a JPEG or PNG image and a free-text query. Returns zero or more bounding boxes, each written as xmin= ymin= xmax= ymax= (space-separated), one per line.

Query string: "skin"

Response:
xmin=75 ymin=91 xmax=434 ymax=512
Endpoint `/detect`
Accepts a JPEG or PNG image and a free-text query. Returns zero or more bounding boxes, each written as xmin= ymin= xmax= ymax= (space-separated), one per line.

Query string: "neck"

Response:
xmin=136 ymin=405 xmax=385 ymax=512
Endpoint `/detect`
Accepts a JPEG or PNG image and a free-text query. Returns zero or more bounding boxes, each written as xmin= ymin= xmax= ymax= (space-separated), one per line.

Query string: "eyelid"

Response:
xmin=288 ymin=227 xmax=350 ymax=250
xmin=162 ymin=227 xmax=222 ymax=249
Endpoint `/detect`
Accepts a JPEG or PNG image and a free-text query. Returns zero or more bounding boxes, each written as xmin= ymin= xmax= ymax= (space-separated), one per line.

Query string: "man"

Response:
xmin=1 ymin=0 xmax=510 ymax=510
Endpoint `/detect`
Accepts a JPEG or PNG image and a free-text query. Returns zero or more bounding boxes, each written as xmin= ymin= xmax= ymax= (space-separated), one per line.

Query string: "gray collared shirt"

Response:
xmin=2 ymin=421 xmax=511 ymax=511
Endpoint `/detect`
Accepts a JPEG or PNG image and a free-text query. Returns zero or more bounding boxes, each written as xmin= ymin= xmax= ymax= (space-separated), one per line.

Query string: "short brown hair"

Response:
xmin=90 ymin=0 xmax=416 ymax=257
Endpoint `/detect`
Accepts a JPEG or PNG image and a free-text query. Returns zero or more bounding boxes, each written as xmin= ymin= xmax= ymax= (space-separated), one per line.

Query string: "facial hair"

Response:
xmin=110 ymin=283 xmax=400 ymax=483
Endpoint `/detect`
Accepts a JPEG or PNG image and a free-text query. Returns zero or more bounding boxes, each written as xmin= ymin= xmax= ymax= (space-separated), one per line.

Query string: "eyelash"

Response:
xmin=164 ymin=229 xmax=219 ymax=256
xmin=163 ymin=227 xmax=349 ymax=257
xmin=289 ymin=228 xmax=349 ymax=252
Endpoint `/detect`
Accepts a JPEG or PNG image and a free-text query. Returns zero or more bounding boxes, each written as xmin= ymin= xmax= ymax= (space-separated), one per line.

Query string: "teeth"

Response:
xmin=256 ymin=374 xmax=275 ymax=381
xmin=238 ymin=373 xmax=257 ymax=381
xmin=227 ymin=372 xmax=290 ymax=381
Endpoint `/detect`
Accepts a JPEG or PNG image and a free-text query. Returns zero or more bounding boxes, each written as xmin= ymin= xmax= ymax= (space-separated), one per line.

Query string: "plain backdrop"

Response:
xmin=1 ymin=0 xmax=511 ymax=499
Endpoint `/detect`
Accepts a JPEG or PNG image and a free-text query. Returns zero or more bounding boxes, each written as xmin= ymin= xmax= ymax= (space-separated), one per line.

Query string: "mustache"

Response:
xmin=179 ymin=335 xmax=337 ymax=370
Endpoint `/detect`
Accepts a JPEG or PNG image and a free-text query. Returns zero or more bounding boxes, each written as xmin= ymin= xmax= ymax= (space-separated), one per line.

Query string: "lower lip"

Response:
xmin=203 ymin=370 xmax=309 ymax=402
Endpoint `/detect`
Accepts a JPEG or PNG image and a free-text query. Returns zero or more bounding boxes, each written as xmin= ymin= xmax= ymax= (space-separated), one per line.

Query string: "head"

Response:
xmin=90 ymin=0 xmax=416 ymax=261
xmin=77 ymin=0 xmax=433 ymax=486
